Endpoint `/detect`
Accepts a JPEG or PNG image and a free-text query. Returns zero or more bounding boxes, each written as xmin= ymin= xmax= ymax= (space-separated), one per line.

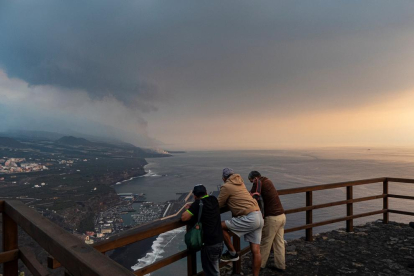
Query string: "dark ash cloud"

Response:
xmin=0 ymin=1 xmax=171 ymax=111
xmin=1 ymin=1 xmax=414 ymax=149
xmin=2 ymin=1 xmax=414 ymax=113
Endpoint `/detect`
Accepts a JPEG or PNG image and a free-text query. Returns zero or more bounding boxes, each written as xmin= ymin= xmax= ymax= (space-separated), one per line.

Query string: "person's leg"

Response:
xmin=201 ymin=246 xmax=209 ymax=275
xmin=213 ymin=243 xmax=224 ymax=275
xmin=201 ymin=243 xmax=223 ymax=276
xmin=221 ymin=221 xmax=236 ymax=252
xmin=250 ymin=242 xmax=262 ymax=276
xmin=272 ymin=214 xmax=286 ymax=270
xmin=244 ymin=212 xmax=264 ymax=276
xmin=221 ymin=221 xmax=239 ymax=262
xmin=260 ymin=217 xmax=277 ymax=268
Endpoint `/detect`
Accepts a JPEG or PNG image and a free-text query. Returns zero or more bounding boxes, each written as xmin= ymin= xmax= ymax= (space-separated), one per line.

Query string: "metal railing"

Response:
xmin=1 ymin=177 xmax=414 ymax=275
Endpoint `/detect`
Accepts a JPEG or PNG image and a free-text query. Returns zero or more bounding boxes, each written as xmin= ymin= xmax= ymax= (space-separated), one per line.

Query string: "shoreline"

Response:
xmin=109 ymin=163 xmax=148 ymax=187
xmin=108 ymin=163 xmax=154 ymax=270
xmin=112 ymin=164 xmax=149 ymax=186
xmin=109 ymin=235 xmax=158 ymax=270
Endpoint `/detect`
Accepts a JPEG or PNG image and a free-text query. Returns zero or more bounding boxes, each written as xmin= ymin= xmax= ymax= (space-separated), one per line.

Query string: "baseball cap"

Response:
xmin=193 ymin=184 xmax=207 ymax=196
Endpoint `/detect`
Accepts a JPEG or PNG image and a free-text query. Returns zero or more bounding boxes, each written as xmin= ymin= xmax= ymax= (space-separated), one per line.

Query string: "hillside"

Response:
xmin=0 ymin=136 xmax=27 ymax=148
xmin=56 ymin=136 xmax=94 ymax=146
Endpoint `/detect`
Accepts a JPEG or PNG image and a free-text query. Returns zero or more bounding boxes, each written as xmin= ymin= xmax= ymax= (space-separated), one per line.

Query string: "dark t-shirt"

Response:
xmin=187 ymin=195 xmax=223 ymax=246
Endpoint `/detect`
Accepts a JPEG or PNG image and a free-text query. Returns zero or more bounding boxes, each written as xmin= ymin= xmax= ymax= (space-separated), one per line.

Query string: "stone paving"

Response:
xmin=221 ymin=221 xmax=414 ymax=276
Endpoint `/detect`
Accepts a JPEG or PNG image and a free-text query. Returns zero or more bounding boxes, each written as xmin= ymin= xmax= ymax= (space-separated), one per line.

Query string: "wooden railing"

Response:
xmin=1 ymin=177 xmax=414 ymax=275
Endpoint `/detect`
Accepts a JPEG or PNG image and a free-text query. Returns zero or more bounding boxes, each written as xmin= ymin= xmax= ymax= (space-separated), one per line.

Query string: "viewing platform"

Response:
xmin=230 ymin=221 xmax=414 ymax=276
xmin=2 ymin=177 xmax=414 ymax=275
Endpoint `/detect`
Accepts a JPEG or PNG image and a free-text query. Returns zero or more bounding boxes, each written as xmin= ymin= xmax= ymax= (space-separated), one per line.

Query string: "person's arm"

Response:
xmin=181 ymin=209 xmax=192 ymax=221
xmin=217 ymin=185 xmax=229 ymax=209
xmin=250 ymin=181 xmax=257 ymax=194
xmin=181 ymin=200 xmax=199 ymax=221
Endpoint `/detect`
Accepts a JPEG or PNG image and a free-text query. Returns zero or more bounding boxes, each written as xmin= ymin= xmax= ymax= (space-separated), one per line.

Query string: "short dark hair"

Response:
xmin=248 ymin=171 xmax=261 ymax=180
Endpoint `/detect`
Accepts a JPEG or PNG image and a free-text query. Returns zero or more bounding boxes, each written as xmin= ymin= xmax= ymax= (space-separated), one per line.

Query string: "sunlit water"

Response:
xmin=114 ymin=148 xmax=414 ymax=275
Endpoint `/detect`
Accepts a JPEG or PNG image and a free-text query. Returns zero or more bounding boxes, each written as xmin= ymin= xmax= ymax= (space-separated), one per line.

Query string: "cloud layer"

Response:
xmin=0 ymin=70 xmax=157 ymax=146
xmin=1 ymin=1 xmax=414 ymax=149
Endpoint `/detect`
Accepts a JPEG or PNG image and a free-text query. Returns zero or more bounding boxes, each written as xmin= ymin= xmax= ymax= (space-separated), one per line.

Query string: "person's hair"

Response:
xmin=248 ymin=171 xmax=261 ymax=180
xmin=194 ymin=191 xmax=207 ymax=198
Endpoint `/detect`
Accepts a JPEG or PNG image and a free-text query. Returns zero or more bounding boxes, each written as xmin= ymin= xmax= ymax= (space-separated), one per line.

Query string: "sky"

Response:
xmin=1 ymin=1 xmax=414 ymax=150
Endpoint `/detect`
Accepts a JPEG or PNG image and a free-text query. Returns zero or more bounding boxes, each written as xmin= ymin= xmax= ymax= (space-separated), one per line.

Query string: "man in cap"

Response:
xmin=218 ymin=168 xmax=264 ymax=276
xmin=181 ymin=184 xmax=223 ymax=276
xmin=248 ymin=171 xmax=286 ymax=272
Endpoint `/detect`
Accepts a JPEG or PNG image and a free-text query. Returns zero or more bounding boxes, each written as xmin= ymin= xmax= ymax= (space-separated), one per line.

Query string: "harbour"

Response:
xmin=92 ymin=189 xmax=191 ymax=244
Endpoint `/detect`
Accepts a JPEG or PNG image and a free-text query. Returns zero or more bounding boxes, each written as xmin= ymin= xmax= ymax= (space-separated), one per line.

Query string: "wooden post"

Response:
xmin=346 ymin=186 xmax=353 ymax=232
xmin=2 ymin=213 xmax=18 ymax=276
xmin=232 ymin=235 xmax=241 ymax=275
xmin=186 ymin=225 xmax=197 ymax=275
xmin=306 ymin=191 xmax=313 ymax=241
xmin=383 ymin=179 xmax=389 ymax=224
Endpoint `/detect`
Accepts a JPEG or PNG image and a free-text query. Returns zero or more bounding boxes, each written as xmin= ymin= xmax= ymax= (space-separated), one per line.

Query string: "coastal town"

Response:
xmin=0 ymin=156 xmax=89 ymax=189
xmin=130 ymin=202 xmax=166 ymax=225
xmin=0 ymin=152 xmax=180 ymax=245
xmin=0 ymin=135 xmax=186 ymax=255
xmin=0 ymin=135 xmax=171 ymax=244
xmin=84 ymin=192 xmax=189 ymax=245
xmin=0 ymin=157 xmax=49 ymax=174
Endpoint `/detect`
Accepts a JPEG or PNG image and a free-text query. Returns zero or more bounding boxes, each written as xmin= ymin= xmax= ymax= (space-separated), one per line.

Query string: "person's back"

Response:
xmin=253 ymin=176 xmax=284 ymax=217
xmin=218 ymin=173 xmax=259 ymax=216
xmin=181 ymin=185 xmax=223 ymax=276
xmin=188 ymin=195 xmax=223 ymax=246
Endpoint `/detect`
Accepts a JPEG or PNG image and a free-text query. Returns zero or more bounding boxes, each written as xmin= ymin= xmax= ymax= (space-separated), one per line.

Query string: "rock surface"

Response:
xmin=221 ymin=221 xmax=414 ymax=275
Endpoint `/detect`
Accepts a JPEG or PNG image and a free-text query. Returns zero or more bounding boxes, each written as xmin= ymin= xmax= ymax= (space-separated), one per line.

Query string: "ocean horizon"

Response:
xmin=113 ymin=147 xmax=414 ymax=275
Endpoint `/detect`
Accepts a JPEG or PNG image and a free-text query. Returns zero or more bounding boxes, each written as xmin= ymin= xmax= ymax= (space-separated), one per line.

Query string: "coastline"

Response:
xmin=109 ymin=162 xmax=148 ymax=187
xmin=108 ymin=163 xmax=155 ymax=271
xmin=109 ymin=236 xmax=158 ymax=271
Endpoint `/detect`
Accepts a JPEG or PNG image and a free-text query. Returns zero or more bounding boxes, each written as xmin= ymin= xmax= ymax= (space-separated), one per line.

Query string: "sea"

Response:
xmin=113 ymin=148 xmax=414 ymax=275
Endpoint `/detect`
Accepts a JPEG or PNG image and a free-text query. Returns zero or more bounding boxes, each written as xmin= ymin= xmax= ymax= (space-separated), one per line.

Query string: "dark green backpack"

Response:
xmin=185 ymin=200 xmax=203 ymax=251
